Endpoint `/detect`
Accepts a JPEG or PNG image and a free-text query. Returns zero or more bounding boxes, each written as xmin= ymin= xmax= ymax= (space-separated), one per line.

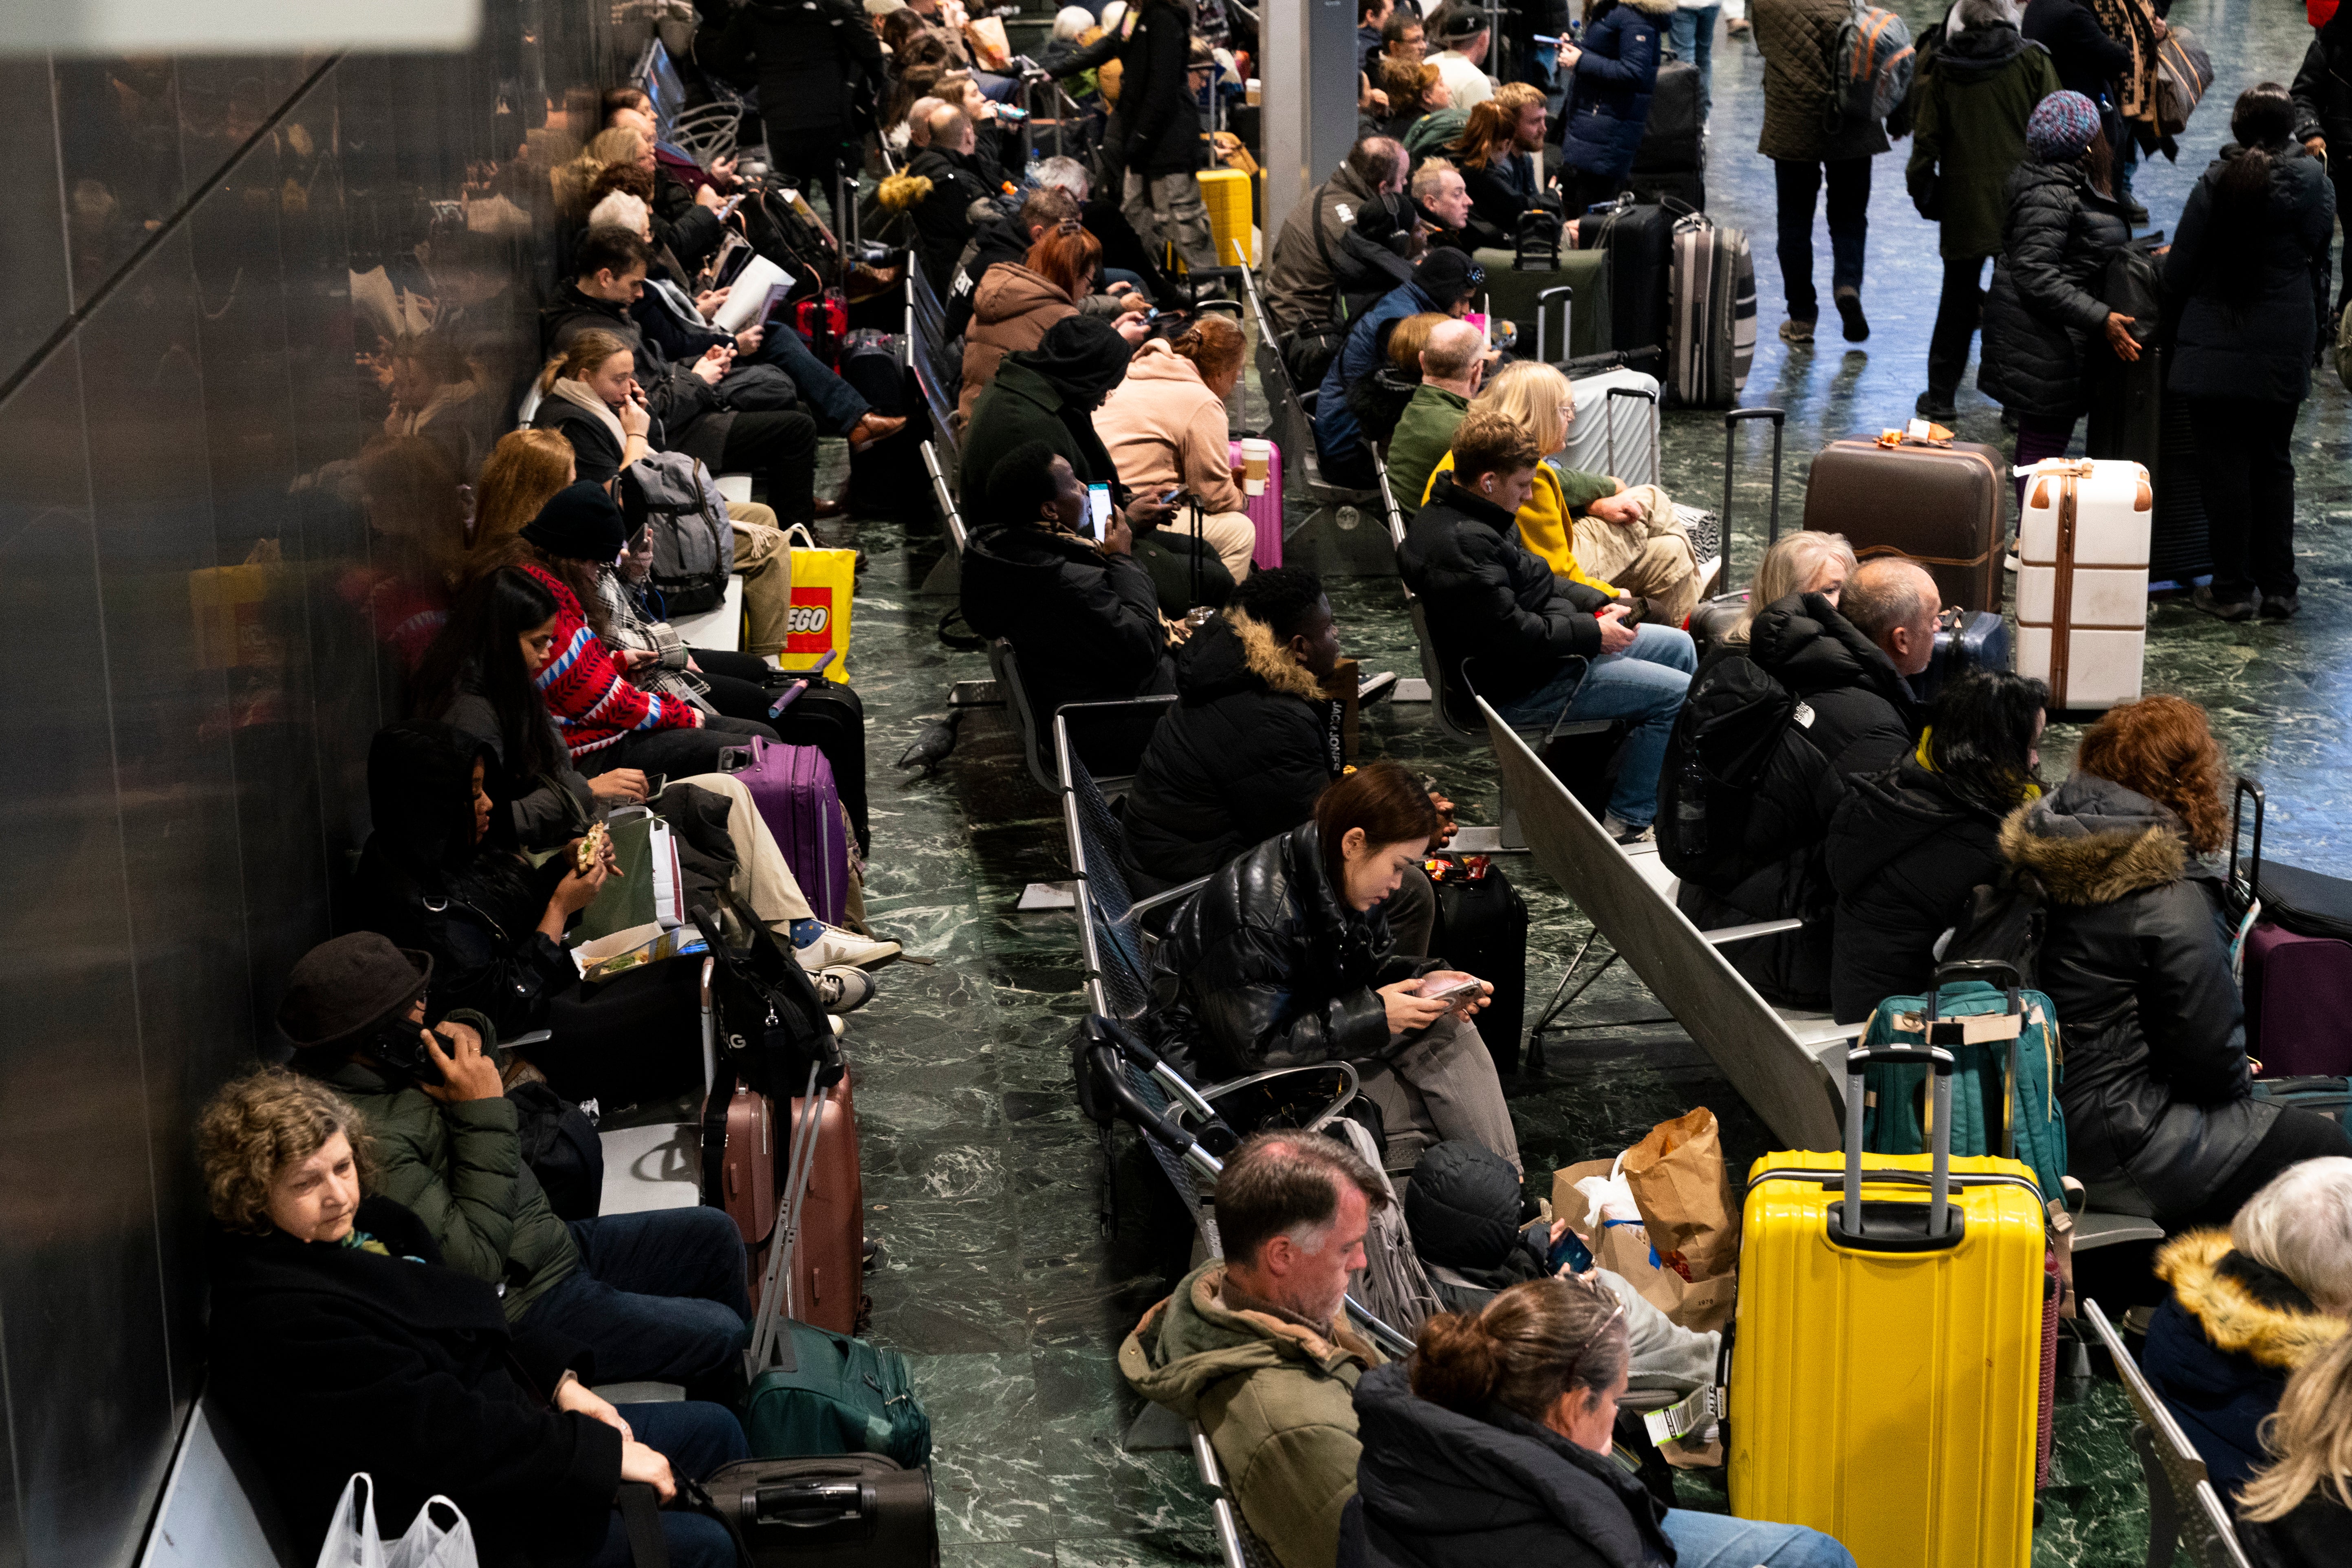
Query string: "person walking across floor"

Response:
xmin=1907 ymin=0 xmax=2061 ymax=418
xmin=2167 ymin=82 xmax=2335 ymax=622
xmin=1753 ymin=0 xmax=1892 ymax=343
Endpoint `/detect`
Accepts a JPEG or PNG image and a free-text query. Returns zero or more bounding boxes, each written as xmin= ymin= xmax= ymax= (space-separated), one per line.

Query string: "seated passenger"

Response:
xmin=409 ymin=573 xmax=893 ymax=974
xmin=1422 ymin=360 xmax=1703 ymax=625
xmin=2142 ymin=1159 xmax=2352 ymax=1494
xmin=272 ymin=939 xmax=754 ymax=1392
xmin=1094 ymin=314 xmax=1262 ymax=586
xmin=1403 ymin=1141 xmax=1720 ymax=1402
xmin=960 ymin=225 xmax=1093 ymax=423
xmin=1382 ymin=317 xmax=1487 ymax=510
xmin=1376 ymin=59 xmax=1451 ymax=144
xmin=1316 ymin=248 xmax=1482 ymax=490
xmin=1666 ymin=555 xmax=1934 ymax=1009
xmin=2006 ymin=697 xmax=2352 ymax=1225
xmin=1346 ymin=310 xmax=1453 ymax=458
xmin=1122 ymin=1132 xmax=1392 ymax=1568
xmin=1261 ymin=137 xmax=1409 ymax=345
xmin=896 ymin=106 xmax=997 ymax=288
xmin=1401 ymin=411 xmax=1695 ymax=842
xmin=1149 ymin=762 xmax=1519 ymax=1171
xmin=199 ymin=1070 xmax=748 ymax=1568
xmin=1412 ymin=158 xmax=1478 ymax=256
xmin=1718 ymin=528 xmax=1854 ymax=647
xmin=2234 ymin=1327 xmax=2352 ymax=1568
xmin=538 ymin=226 xmax=823 ymax=524
xmin=1443 ymin=84 xmax=1551 ymax=249
xmin=961 ymin=316 xmax=1219 ymax=615
xmin=1330 ymin=194 xmax=1422 ymax=324
xmin=1826 ymin=669 xmax=2046 ymax=1023
xmin=959 ymin=441 xmax=1175 ymax=733
xmin=1353 ymin=1277 xmax=1857 ymax=1568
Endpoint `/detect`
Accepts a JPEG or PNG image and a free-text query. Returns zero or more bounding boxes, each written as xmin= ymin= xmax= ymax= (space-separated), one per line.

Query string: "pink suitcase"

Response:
xmin=721 ymin=736 xmax=852 ymax=927
xmin=1229 ymin=438 xmax=1283 ymax=568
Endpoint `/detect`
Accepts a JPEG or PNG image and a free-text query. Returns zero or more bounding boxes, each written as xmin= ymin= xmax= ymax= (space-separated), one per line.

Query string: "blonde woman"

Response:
xmin=1420 ymin=360 xmax=1703 ymax=622
xmin=2237 ymin=1331 xmax=2352 ymax=1565
xmin=1723 ymin=529 xmax=1857 ymax=645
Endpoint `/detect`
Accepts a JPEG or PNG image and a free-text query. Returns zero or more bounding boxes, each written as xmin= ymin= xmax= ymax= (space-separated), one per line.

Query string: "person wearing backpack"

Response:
xmin=1663 ymin=558 xmax=1937 ymax=1008
xmin=1262 ymin=138 xmax=1410 ymax=349
xmin=1753 ymin=0 xmax=1894 ymax=345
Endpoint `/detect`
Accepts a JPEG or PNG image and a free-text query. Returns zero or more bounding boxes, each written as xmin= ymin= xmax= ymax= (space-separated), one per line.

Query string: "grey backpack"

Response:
xmin=621 ymin=452 xmax=736 ymax=615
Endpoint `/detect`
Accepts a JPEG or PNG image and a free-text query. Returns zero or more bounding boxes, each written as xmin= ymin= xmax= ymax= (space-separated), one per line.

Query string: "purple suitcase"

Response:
xmin=2232 ymin=776 xmax=2352 ymax=1076
xmin=723 ymin=735 xmax=852 ymax=927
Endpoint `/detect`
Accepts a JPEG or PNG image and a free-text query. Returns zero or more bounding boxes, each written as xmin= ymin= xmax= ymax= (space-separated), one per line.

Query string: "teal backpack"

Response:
xmin=1858 ymin=960 xmax=2068 ymax=1205
xmin=745 ymin=1321 xmax=932 ymax=1469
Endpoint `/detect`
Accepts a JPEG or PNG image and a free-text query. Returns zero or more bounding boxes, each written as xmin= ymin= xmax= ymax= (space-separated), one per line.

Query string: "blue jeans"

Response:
xmin=753 ymin=320 xmax=869 ymax=435
xmin=584 ymin=1401 xmax=750 ymax=1568
xmin=1773 ymin=157 xmax=1872 ymax=322
xmin=1662 ymin=1507 xmax=1859 ymax=1568
xmin=520 ymin=1208 xmax=751 ymax=1392
xmin=1665 ymin=5 xmax=1718 ymax=115
xmin=1493 ymin=622 xmax=1695 ymax=829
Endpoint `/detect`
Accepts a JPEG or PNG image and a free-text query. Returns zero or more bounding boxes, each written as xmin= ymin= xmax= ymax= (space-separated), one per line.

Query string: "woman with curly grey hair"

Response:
xmin=196 ymin=1069 xmax=748 ymax=1568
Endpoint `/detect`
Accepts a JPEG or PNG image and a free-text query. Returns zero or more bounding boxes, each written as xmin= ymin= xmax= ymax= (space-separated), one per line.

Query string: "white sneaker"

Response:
xmin=813 ymin=965 xmax=876 ymax=1014
xmin=793 ymin=923 xmax=902 ymax=971
xmin=828 ymin=1014 xmax=847 ymax=1038
xmin=1601 ymin=812 xmax=1656 ymax=845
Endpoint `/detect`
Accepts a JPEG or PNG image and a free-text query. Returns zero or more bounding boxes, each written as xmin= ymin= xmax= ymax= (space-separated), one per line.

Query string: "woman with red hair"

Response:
xmin=2002 ymin=695 xmax=2352 ymax=1228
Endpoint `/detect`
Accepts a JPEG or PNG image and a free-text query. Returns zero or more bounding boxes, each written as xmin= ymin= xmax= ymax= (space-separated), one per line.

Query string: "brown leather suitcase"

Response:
xmin=780 ymin=1072 xmax=866 ymax=1337
xmin=1801 ymin=436 xmax=2008 ymax=613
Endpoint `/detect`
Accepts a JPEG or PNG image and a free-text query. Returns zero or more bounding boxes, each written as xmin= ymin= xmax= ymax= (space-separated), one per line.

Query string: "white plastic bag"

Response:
xmin=1572 ymin=1152 xmax=1643 ymax=1234
xmin=314 ymin=1476 xmax=478 ymax=1568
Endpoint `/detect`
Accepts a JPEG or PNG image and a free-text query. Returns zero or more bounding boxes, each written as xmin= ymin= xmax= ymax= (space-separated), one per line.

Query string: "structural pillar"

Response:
xmin=1260 ymin=0 xmax=1361 ymax=249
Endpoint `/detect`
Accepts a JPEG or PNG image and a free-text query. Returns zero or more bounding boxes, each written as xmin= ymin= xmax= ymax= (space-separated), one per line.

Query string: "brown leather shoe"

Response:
xmin=813 ymin=497 xmax=847 ymax=520
xmin=848 ymin=412 xmax=907 ymax=451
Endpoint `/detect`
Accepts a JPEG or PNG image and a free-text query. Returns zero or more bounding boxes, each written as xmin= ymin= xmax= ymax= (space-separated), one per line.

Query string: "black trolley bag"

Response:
xmin=1429 ymin=853 xmax=1531 ymax=1075
xmin=766 ymin=675 xmax=870 ymax=854
xmin=1576 ymin=194 xmax=1679 ymax=360
xmin=618 ymin=1456 xmax=939 ymax=1568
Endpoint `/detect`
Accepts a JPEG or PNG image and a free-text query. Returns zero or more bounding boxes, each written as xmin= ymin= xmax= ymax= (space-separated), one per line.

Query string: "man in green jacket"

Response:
xmin=1907 ymin=0 xmax=2063 ymax=417
xmin=1380 ymin=317 xmax=1489 ymax=515
xmin=1119 ymin=1133 xmax=1389 ymax=1568
xmin=279 ymin=934 xmax=750 ymax=1397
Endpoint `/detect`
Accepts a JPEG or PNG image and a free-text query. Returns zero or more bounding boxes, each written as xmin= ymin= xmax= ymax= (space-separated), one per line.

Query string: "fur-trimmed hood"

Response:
xmin=2001 ymin=773 xmax=2189 ymax=907
xmin=1172 ymin=608 xmax=1326 ymax=703
xmin=1619 ymin=0 xmax=1678 ymax=15
xmin=2156 ymin=1229 xmax=2347 ymax=1372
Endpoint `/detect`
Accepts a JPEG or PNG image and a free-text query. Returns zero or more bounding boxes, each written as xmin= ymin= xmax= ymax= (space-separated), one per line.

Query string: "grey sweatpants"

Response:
xmin=1361 ymin=1012 xmax=1521 ymax=1175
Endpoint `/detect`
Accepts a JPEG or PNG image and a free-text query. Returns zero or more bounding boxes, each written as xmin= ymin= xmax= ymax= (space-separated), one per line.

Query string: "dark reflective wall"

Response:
xmin=0 ymin=11 xmax=624 ymax=1561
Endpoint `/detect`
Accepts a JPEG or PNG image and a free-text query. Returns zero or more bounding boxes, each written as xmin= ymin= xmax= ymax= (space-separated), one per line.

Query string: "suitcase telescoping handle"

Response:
xmin=1604 ymin=384 xmax=1658 ymax=486
xmin=1718 ymin=407 xmax=1785 ymax=590
xmin=1836 ymin=1044 xmax=1960 ymax=1251
xmin=1535 ymin=285 xmax=1572 ymax=365
xmin=2229 ymin=775 xmax=2265 ymax=913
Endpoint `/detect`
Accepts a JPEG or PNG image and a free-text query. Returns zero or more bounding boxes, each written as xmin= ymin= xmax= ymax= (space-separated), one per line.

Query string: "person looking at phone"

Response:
xmin=198 ymin=1068 xmax=751 ymax=1568
xmin=959 ymin=441 xmax=1175 ymax=748
xmin=1147 ymin=761 xmax=1521 ymax=1173
xmin=273 ymin=930 xmax=757 ymax=1404
xmin=1094 ymin=313 xmax=1260 ymax=585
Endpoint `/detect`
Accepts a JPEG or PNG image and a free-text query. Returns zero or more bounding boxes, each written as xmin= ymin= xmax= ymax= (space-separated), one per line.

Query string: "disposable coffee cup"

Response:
xmin=1245 ymin=77 xmax=1262 ymax=106
xmin=1240 ymin=437 xmax=1271 ymax=496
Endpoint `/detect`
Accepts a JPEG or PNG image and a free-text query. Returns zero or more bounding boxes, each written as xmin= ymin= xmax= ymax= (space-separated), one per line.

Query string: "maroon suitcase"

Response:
xmin=2232 ymin=777 xmax=2352 ymax=1075
xmin=706 ymin=1072 xmax=866 ymax=1333
xmin=1801 ymin=434 xmax=2008 ymax=613
xmin=707 ymin=1082 xmax=784 ymax=1302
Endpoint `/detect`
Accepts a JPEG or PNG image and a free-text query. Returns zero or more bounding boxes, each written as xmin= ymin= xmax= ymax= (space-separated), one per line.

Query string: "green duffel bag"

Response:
xmin=1471 ymin=247 xmax=1614 ymax=363
xmin=746 ymin=1320 xmax=933 ymax=1469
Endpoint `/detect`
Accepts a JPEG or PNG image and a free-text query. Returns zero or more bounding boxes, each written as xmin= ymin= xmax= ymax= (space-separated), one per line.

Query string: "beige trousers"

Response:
xmin=1190 ymin=510 xmax=1260 ymax=583
xmin=672 ymin=771 xmax=813 ymax=926
xmin=725 ymin=501 xmax=793 ymax=658
xmin=1571 ymin=484 xmax=1702 ymax=625
xmin=1359 ymin=1013 xmax=1522 ymax=1174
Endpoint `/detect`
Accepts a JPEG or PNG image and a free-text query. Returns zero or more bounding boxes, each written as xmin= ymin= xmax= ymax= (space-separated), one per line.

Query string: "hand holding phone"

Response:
xmin=1086 ymin=482 xmax=1112 ymax=542
xmin=1413 ymin=974 xmax=1485 ymax=1004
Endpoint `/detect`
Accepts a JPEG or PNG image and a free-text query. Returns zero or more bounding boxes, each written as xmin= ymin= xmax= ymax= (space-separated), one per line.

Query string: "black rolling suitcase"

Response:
xmin=632 ymin=1453 xmax=939 ymax=1567
xmin=2086 ymin=243 xmax=2211 ymax=586
xmin=1630 ymin=59 xmax=1704 ymax=207
xmin=767 ymin=676 xmax=870 ymax=854
xmin=1429 ymin=854 xmax=1530 ymax=1074
xmin=1915 ymin=608 xmax=2013 ymax=702
xmin=1576 ymin=196 xmax=1677 ymax=358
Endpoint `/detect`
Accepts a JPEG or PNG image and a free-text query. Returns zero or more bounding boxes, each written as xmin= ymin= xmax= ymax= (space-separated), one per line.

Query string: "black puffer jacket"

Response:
xmin=2165 ymin=143 xmax=2335 ymax=405
xmin=1978 ymin=159 xmax=2134 ymax=422
xmin=1147 ymin=821 xmax=1439 ymax=1079
xmin=1049 ymin=0 xmax=1200 ymax=177
xmin=1122 ymin=612 xmax=1341 ymax=891
xmin=1825 ymin=756 xmax=2013 ymax=1023
xmin=905 ymin=146 xmax=997 ymax=300
xmin=207 ymin=1198 xmax=620 ymax=1568
xmin=2292 ymin=7 xmax=2352 ymax=158
xmin=725 ymin=0 xmax=883 ymax=141
xmin=1398 ymin=473 xmax=1614 ymax=708
xmin=1351 ymin=1361 xmax=1674 ymax=1568
xmin=2019 ymin=0 xmax=2130 ymax=106
xmin=960 ymin=521 xmax=1172 ymax=735
xmin=1667 ymin=593 xmax=1920 ymax=1008
xmin=540 ymin=280 xmax=729 ymax=472
xmin=2001 ymin=773 xmax=2275 ymax=1221
xmin=1404 ymin=1141 xmax=1552 ymax=1313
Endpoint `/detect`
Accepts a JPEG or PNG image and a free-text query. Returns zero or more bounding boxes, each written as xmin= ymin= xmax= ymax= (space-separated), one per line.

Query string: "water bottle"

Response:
xmin=1671 ymin=749 xmax=1707 ymax=862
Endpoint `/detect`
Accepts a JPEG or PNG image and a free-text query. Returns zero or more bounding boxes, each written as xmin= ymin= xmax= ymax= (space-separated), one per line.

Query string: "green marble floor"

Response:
xmin=816 ymin=0 xmax=2352 ymax=1560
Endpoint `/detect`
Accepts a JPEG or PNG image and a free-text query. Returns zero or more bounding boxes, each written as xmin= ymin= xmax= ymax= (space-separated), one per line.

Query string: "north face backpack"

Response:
xmin=619 ymin=451 xmax=736 ymax=615
xmin=1656 ymin=652 xmax=1803 ymax=887
xmin=1824 ymin=0 xmax=1915 ymax=135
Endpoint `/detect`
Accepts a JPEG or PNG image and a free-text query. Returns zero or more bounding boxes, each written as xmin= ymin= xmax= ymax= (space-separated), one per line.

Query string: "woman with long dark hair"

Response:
xmin=2004 ymin=696 xmax=2352 ymax=1225
xmin=2168 ymin=82 xmax=2337 ymax=621
xmin=1824 ymin=669 xmax=2049 ymax=1022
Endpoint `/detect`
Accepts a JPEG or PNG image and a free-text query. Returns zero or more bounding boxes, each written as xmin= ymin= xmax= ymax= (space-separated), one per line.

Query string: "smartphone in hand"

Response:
xmin=1086 ymin=482 xmax=1112 ymax=541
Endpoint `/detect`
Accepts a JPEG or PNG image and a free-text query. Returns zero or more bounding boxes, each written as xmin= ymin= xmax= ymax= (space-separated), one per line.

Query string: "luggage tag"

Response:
xmin=1643 ymin=1383 xmax=1726 ymax=1447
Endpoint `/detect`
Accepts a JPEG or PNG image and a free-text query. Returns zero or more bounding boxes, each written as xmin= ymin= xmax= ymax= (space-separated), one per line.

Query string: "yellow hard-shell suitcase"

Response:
xmin=1194 ymin=165 xmax=1255 ymax=271
xmin=1728 ymin=1045 xmax=2046 ymax=1568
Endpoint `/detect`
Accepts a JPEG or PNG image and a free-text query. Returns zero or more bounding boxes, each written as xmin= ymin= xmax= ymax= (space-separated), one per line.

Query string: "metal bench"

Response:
xmin=2084 ymin=1298 xmax=2256 ymax=1568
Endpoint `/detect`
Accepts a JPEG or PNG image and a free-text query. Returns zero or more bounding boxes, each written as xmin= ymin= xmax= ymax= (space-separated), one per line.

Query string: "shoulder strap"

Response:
xmin=617 ymin=1483 xmax=671 ymax=1568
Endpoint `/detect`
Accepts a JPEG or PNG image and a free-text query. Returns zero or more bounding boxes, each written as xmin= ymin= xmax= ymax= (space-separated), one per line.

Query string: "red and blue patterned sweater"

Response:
xmin=520 ymin=562 xmax=701 ymax=758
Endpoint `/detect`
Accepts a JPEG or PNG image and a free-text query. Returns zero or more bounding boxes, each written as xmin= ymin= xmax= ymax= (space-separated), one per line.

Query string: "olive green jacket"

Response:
xmin=1907 ymin=27 xmax=2063 ymax=259
xmin=317 ymin=1057 xmax=579 ymax=1321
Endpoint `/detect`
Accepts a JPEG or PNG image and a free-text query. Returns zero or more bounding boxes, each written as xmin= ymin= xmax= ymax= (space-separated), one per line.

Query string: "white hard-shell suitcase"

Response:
xmin=2015 ymin=457 xmax=2151 ymax=711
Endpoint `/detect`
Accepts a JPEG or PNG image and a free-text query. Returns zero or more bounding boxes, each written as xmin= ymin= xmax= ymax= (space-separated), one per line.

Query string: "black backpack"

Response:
xmin=510 ymin=1081 xmax=605 ymax=1222
xmin=1658 ymin=654 xmax=1805 ymax=886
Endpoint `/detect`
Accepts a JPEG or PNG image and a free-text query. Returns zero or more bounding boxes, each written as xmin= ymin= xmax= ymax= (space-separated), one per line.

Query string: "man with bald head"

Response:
xmin=1263 ymin=137 xmax=1411 ymax=343
xmin=1381 ymin=317 xmax=1490 ymax=510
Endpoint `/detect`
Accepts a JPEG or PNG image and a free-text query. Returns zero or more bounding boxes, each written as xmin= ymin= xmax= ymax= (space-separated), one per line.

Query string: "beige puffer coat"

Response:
xmin=958 ymin=263 xmax=1079 ymax=421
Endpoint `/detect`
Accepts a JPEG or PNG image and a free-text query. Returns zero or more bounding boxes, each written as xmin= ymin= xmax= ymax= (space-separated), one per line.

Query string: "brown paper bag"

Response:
xmin=1619 ymin=1107 xmax=1740 ymax=1284
xmin=963 ymin=15 xmax=1012 ymax=69
xmin=1550 ymin=1155 xmax=1738 ymax=1334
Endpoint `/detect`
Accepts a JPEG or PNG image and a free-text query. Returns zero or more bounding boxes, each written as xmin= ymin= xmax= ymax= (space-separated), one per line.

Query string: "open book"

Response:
xmin=714 ymin=254 xmax=794 ymax=335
